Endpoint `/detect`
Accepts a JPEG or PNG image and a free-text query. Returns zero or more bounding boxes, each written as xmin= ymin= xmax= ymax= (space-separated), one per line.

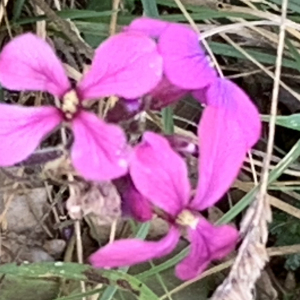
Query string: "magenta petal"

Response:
xmin=202 ymin=78 xmax=261 ymax=149
xmin=191 ymin=107 xmax=247 ymax=210
xmin=90 ymin=225 xmax=180 ymax=268
xmin=159 ymin=24 xmax=217 ymax=90
xmin=71 ymin=111 xmax=129 ymax=181
xmin=77 ymin=32 xmax=163 ymax=100
xmin=191 ymin=79 xmax=261 ymax=210
xmin=130 ymin=132 xmax=190 ymax=217
xmin=125 ymin=17 xmax=169 ymax=38
xmin=0 ymin=104 xmax=62 ymax=166
xmin=0 ymin=33 xmax=70 ymax=97
xmin=149 ymin=77 xmax=188 ymax=110
xmin=175 ymin=218 xmax=238 ymax=280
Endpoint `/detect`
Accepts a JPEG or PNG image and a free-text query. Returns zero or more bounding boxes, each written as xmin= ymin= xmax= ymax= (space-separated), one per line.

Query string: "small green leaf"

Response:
xmin=162 ymin=106 xmax=174 ymax=134
xmin=0 ymin=262 xmax=159 ymax=300
xmin=268 ymin=0 xmax=300 ymax=14
xmin=12 ymin=0 xmax=26 ymax=21
xmin=0 ymin=275 xmax=59 ymax=300
xmin=87 ymin=0 xmax=111 ymax=11
xmin=141 ymin=0 xmax=159 ymax=17
xmin=209 ymin=42 xmax=297 ymax=71
xmin=262 ymin=114 xmax=300 ymax=131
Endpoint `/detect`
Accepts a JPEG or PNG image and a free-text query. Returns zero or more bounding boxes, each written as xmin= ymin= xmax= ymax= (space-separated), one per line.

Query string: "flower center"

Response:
xmin=176 ymin=209 xmax=199 ymax=229
xmin=61 ymin=90 xmax=80 ymax=120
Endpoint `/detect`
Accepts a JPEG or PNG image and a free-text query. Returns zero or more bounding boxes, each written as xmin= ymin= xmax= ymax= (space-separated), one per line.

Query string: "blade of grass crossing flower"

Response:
xmin=0 ymin=262 xmax=159 ymax=300
xmin=217 ymin=138 xmax=300 ymax=225
xmin=141 ymin=0 xmax=159 ymax=17
xmin=262 ymin=114 xmax=300 ymax=131
xmin=12 ymin=0 xmax=26 ymax=21
xmin=99 ymin=222 xmax=151 ymax=300
xmin=149 ymin=261 xmax=172 ymax=298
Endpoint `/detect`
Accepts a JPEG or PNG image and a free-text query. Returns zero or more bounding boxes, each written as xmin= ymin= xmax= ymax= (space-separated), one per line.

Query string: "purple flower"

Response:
xmin=0 ymin=32 xmax=163 ymax=180
xmin=89 ymin=80 xmax=261 ymax=280
xmin=114 ymin=175 xmax=153 ymax=222
xmin=123 ymin=17 xmax=218 ymax=110
xmin=126 ymin=17 xmax=218 ymax=90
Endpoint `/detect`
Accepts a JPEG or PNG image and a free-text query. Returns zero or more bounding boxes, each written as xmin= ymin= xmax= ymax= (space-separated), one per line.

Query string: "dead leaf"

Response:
xmin=66 ymin=181 xmax=121 ymax=225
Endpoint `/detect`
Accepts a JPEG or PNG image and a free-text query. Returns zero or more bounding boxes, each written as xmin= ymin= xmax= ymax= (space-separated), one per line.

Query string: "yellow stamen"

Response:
xmin=176 ymin=210 xmax=199 ymax=229
xmin=62 ymin=90 xmax=79 ymax=119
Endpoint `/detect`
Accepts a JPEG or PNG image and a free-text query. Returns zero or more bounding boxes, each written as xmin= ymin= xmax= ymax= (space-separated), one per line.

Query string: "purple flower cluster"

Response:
xmin=0 ymin=17 xmax=261 ymax=280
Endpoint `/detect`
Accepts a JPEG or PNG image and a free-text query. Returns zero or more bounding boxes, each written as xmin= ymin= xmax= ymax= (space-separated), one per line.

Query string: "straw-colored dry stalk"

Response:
xmin=211 ymin=194 xmax=272 ymax=300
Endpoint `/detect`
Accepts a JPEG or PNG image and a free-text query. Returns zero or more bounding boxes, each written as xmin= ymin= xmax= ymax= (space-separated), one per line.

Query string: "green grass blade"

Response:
xmin=162 ymin=106 xmax=175 ymax=134
xmin=141 ymin=0 xmax=159 ymax=17
xmin=268 ymin=0 xmax=300 ymax=14
xmin=262 ymin=114 xmax=300 ymax=131
xmin=0 ymin=262 xmax=159 ymax=300
xmin=209 ymin=42 xmax=298 ymax=71
xmin=54 ymin=288 xmax=103 ymax=300
xmin=12 ymin=0 xmax=26 ymax=21
xmin=136 ymin=247 xmax=189 ymax=280
xmin=286 ymin=38 xmax=300 ymax=72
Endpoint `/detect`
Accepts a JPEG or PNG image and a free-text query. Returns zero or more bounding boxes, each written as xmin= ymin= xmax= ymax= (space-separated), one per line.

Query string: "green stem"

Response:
xmin=162 ymin=106 xmax=175 ymax=134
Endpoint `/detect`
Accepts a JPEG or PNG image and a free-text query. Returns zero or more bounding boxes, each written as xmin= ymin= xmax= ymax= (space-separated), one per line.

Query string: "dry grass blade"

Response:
xmin=211 ymin=0 xmax=289 ymax=299
xmin=0 ymin=0 xmax=9 ymax=26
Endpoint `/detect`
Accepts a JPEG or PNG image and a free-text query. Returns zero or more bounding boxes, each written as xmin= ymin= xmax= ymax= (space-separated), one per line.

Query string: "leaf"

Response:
xmin=162 ymin=106 xmax=174 ymax=134
xmin=0 ymin=262 xmax=159 ymax=300
xmin=286 ymin=38 xmax=300 ymax=72
xmin=0 ymin=275 xmax=59 ymax=300
xmin=12 ymin=0 xmax=26 ymax=21
xmin=141 ymin=0 xmax=159 ymax=17
xmin=262 ymin=114 xmax=300 ymax=131
xmin=87 ymin=0 xmax=111 ymax=11
xmin=268 ymin=0 xmax=300 ymax=14
xmin=136 ymin=248 xmax=189 ymax=280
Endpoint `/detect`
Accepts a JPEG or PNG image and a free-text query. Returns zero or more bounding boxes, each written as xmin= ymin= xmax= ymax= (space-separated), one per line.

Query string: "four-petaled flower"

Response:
xmin=0 ymin=32 xmax=163 ymax=180
xmin=89 ymin=76 xmax=261 ymax=280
